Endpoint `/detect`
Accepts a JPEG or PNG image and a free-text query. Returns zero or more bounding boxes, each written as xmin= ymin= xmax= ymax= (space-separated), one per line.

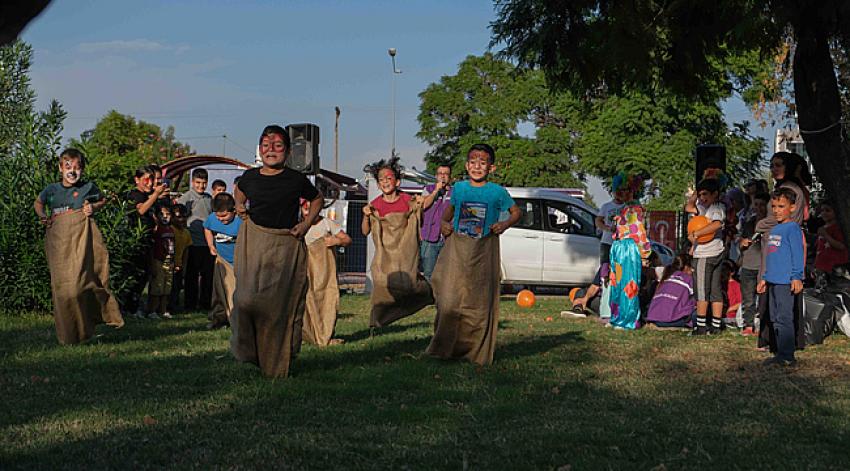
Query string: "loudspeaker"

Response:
xmin=286 ymin=123 xmax=320 ymax=174
xmin=695 ymin=144 xmax=726 ymax=184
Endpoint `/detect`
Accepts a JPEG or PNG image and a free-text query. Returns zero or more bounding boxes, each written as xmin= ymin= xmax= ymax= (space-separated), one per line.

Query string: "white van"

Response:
xmin=501 ymin=187 xmax=601 ymax=286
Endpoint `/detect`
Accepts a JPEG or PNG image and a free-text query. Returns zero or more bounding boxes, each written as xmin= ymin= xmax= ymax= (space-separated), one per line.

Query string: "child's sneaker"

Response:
xmin=690 ymin=326 xmax=707 ymax=336
xmin=709 ymin=326 xmax=722 ymax=336
xmin=132 ymin=309 xmax=146 ymax=319
xmin=162 ymin=312 xmax=173 ymax=319
xmin=762 ymin=356 xmax=797 ymax=367
xmin=147 ymin=312 xmax=160 ymax=320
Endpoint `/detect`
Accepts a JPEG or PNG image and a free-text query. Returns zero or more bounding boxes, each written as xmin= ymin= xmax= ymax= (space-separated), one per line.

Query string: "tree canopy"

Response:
xmin=417 ymin=53 xmax=763 ymax=209
xmin=491 ymin=0 xmax=850 ymax=237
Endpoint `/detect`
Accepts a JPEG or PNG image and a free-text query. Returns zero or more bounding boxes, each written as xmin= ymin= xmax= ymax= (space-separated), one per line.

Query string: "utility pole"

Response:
xmin=334 ymin=106 xmax=340 ymax=173
xmin=388 ymin=48 xmax=401 ymax=158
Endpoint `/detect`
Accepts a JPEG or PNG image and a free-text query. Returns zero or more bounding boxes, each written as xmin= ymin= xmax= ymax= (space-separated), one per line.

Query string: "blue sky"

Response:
xmin=21 ymin=0 xmax=776 ymax=203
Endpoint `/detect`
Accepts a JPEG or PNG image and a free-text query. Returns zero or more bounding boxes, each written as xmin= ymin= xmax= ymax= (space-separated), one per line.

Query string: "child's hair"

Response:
xmin=752 ymin=192 xmax=770 ymax=204
xmin=720 ymin=259 xmax=737 ymax=285
xmin=212 ymin=192 xmax=236 ymax=213
xmin=467 ymin=143 xmax=496 ymax=164
xmin=746 ymin=178 xmax=769 ymax=194
xmin=366 ymin=155 xmax=403 ymax=181
xmin=59 ymin=148 xmax=86 ymax=168
xmin=211 ymin=179 xmax=226 ymax=190
xmin=819 ymin=199 xmax=834 ymax=210
xmin=192 ymin=168 xmax=209 ymax=181
xmin=172 ymin=203 xmax=188 ymax=218
xmin=696 ymin=177 xmax=721 ymax=194
xmin=258 ymin=124 xmax=291 ymax=153
xmin=647 ymin=251 xmax=661 ymax=267
xmin=661 ymin=253 xmax=692 ymax=282
xmin=134 ymin=165 xmax=152 ymax=179
xmin=771 ymin=187 xmax=797 ymax=204
xmin=156 ymin=203 xmax=172 ymax=222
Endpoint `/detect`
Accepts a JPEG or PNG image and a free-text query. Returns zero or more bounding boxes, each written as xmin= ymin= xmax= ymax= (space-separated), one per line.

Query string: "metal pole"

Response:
xmin=334 ymin=106 xmax=340 ymax=173
xmin=388 ymin=48 xmax=401 ymax=158
xmin=222 ymin=134 xmax=226 ymax=156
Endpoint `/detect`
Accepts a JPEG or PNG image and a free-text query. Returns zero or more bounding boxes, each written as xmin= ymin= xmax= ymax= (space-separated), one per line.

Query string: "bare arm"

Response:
xmin=440 ymin=203 xmax=455 ymax=237
xmin=491 ymin=204 xmax=523 ymax=235
xmin=421 ymin=182 xmax=446 ymax=210
xmin=326 ymin=230 xmax=352 ymax=247
xmin=594 ymin=214 xmax=608 ymax=232
xmin=234 ymin=184 xmax=248 ymax=219
xmin=361 ymin=204 xmax=374 ymax=236
xmin=204 ymin=228 xmax=217 ymax=257
xmin=34 ymin=197 xmax=48 ymax=220
xmin=684 ymin=191 xmax=699 ymax=214
xmin=137 ymin=186 xmax=164 ymax=216
xmin=291 ymin=193 xmax=324 ymax=238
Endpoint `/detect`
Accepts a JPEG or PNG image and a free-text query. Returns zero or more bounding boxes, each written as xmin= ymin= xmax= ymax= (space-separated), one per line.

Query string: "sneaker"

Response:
xmin=147 ymin=312 xmax=160 ymax=320
xmin=132 ymin=309 xmax=146 ymax=319
xmin=162 ymin=312 xmax=173 ymax=319
xmin=741 ymin=326 xmax=756 ymax=336
xmin=560 ymin=307 xmax=587 ymax=318
xmin=690 ymin=326 xmax=708 ymax=336
xmin=762 ymin=356 xmax=797 ymax=367
xmin=709 ymin=326 xmax=722 ymax=336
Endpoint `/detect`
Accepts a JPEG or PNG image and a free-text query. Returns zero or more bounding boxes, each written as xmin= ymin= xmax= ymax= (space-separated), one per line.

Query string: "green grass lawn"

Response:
xmin=3 ymin=295 xmax=850 ymax=470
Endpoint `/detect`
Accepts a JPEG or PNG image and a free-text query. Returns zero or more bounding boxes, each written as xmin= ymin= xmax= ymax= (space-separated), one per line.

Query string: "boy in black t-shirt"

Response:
xmin=230 ymin=125 xmax=323 ymax=378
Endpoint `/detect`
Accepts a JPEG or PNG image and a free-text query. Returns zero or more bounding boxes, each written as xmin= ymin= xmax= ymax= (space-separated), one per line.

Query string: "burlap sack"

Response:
xmin=426 ymin=233 xmax=500 ymax=366
xmin=209 ymin=256 xmax=236 ymax=327
xmin=302 ymin=240 xmax=340 ymax=346
xmin=369 ymin=200 xmax=434 ymax=327
xmin=44 ymin=210 xmax=124 ymax=344
xmin=230 ymin=218 xmax=308 ymax=378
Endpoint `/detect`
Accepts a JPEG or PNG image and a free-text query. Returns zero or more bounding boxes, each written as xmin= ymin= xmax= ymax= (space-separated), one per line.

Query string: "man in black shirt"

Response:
xmin=230 ymin=125 xmax=323 ymax=378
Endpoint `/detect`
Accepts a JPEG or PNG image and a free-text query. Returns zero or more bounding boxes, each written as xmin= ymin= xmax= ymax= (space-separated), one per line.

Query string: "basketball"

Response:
xmin=687 ymin=215 xmax=715 ymax=244
xmin=517 ymin=289 xmax=535 ymax=308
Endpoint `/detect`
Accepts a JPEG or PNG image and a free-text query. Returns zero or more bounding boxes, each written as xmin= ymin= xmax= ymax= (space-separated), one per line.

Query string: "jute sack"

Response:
xmin=230 ymin=218 xmax=308 ymax=378
xmin=426 ymin=233 xmax=500 ymax=366
xmin=302 ymin=240 xmax=340 ymax=346
xmin=44 ymin=210 xmax=124 ymax=344
xmin=209 ymin=256 xmax=236 ymax=327
xmin=369 ymin=200 xmax=433 ymax=327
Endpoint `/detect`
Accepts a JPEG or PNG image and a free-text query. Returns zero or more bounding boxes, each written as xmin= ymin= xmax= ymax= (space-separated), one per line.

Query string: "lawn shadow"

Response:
xmin=340 ymin=321 xmax=432 ymax=343
xmin=497 ymin=331 xmax=585 ymax=361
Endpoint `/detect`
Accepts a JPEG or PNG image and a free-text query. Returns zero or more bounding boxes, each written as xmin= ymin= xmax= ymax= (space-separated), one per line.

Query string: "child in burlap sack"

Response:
xmin=34 ymin=148 xmax=123 ymax=344
xmin=203 ymin=192 xmax=242 ymax=330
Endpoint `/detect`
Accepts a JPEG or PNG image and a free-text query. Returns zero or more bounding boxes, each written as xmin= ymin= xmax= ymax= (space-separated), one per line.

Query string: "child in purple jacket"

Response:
xmin=646 ymin=254 xmax=695 ymax=328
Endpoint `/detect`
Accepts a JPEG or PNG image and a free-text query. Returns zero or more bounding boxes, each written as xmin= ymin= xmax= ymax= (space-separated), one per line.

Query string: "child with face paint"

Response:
xmin=34 ymin=148 xmax=124 ymax=344
xmin=34 ymin=148 xmax=105 ymax=223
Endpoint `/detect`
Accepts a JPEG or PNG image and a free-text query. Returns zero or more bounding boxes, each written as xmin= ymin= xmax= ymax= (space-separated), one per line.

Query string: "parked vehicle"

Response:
xmin=501 ymin=188 xmax=672 ymax=287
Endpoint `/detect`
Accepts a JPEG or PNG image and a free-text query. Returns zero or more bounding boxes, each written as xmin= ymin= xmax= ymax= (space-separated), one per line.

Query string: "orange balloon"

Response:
xmin=687 ymin=215 xmax=715 ymax=244
xmin=517 ymin=289 xmax=536 ymax=308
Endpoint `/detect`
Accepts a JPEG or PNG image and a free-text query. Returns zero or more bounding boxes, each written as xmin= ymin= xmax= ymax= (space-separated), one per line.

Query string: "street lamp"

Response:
xmin=388 ymin=47 xmax=401 ymax=158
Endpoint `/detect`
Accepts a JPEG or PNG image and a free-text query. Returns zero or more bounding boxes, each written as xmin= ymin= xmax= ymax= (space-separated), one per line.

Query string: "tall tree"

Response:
xmin=491 ymin=0 xmax=850 ymax=240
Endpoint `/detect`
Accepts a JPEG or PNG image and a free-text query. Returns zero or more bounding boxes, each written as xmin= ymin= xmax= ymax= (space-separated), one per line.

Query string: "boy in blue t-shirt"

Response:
xmin=427 ymin=144 xmax=521 ymax=366
xmin=203 ymin=192 xmax=242 ymax=329
xmin=757 ymin=187 xmax=804 ymax=367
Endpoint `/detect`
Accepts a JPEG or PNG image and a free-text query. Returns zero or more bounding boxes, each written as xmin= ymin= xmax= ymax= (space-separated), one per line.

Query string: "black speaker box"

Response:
xmin=286 ymin=123 xmax=320 ymax=174
xmin=695 ymin=144 xmax=726 ymax=184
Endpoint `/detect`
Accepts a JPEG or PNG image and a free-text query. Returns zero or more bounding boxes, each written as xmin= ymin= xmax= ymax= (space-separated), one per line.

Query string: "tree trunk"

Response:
xmin=793 ymin=19 xmax=850 ymax=248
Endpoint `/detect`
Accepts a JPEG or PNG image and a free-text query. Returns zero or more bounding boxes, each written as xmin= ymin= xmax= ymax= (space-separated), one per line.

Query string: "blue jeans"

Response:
xmin=420 ymin=239 xmax=444 ymax=281
xmin=769 ymin=283 xmax=796 ymax=361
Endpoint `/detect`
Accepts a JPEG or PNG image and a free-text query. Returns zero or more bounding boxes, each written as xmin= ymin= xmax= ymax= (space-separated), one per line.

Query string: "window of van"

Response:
xmin=512 ymin=199 xmax=542 ymax=230
xmin=543 ymin=200 xmax=596 ymax=236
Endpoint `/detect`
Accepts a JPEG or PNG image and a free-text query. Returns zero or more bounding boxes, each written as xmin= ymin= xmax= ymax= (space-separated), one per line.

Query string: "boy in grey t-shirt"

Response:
xmin=177 ymin=168 xmax=213 ymax=310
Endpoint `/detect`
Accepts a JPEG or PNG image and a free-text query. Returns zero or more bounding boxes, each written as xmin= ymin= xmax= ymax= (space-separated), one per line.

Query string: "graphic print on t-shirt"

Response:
xmin=214 ymin=232 xmax=236 ymax=245
xmin=457 ymin=201 xmax=487 ymax=238
xmin=767 ymin=234 xmax=782 ymax=253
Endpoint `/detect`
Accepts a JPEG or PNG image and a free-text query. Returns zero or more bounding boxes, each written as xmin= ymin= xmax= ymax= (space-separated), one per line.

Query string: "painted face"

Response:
xmin=697 ymin=189 xmax=718 ymax=207
xmin=192 ymin=177 xmax=208 ymax=194
xmin=260 ymin=133 xmax=287 ymax=169
xmin=465 ymin=150 xmax=492 ymax=182
xmin=753 ymin=198 xmax=768 ymax=219
xmin=771 ymin=196 xmax=795 ymax=222
xmin=60 ymin=158 xmax=82 ymax=185
xmin=136 ymin=172 xmax=154 ymax=192
xmin=436 ymin=166 xmax=451 ymax=184
xmin=215 ymin=210 xmax=236 ymax=224
xmin=770 ymin=157 xmax=785 ymax=181
xmin=377 ymin=168 xmax=399 ymax=195
xmin=153 ymin=171 xmax=164 ymax=187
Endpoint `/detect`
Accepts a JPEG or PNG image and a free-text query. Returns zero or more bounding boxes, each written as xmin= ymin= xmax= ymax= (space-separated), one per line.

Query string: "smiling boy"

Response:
xmin=203 ymin=192 xmax=242 ymax=329
xmin=178 ymin=168 xmax=213 ymax=311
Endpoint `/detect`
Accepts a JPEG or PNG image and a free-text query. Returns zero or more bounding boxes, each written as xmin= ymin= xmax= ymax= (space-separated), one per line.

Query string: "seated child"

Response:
xmin=34 ymin=148 xmax=124 ymax=344
xmin=203 ymin=192 xmax=242 ymax=329
xmin=147 ymin=204 xmax=176 ymax=319
xmin=646 ymin=254 xmax=695 ymax=328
